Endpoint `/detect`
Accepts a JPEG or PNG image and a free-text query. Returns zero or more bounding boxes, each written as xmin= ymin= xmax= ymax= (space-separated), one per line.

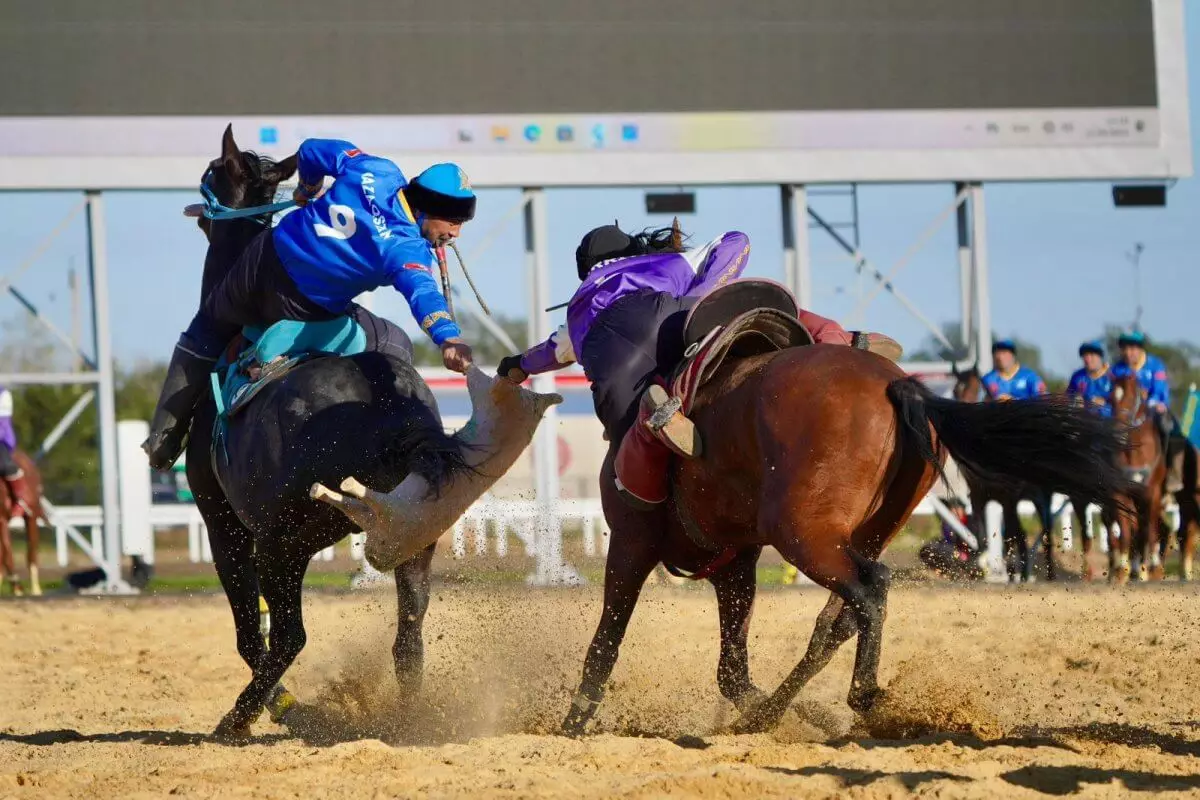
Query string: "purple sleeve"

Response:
xmin=519 ymin=326 xmax=575 ymax=374
xmin=685 ymin=232 xmax=751 ymax=297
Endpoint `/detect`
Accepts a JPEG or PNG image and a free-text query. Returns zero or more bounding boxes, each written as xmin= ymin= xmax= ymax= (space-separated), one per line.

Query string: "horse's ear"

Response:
xmin=221 ymin=124 xmax=242 ymax=175
xmin=670 ymin=216 xmax=683 ymax=250
xmin=267 ymin=153 xmax=298 ymax=184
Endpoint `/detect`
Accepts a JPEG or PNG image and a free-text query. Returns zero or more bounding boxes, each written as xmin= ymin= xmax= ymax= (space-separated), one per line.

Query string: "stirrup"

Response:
xmin=643 ymin=385 xmax=702 ymax=459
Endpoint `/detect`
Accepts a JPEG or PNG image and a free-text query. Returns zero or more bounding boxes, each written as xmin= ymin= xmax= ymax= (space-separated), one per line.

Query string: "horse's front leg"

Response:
xmin=393 ymin=544 xmax=436 ymax=698
xmin=563 ymin=455 xmax=661 ymax=737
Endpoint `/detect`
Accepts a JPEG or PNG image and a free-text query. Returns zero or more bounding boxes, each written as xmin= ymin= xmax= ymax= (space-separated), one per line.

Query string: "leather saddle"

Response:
xmin=669 ymin=279 xmax=813 ymax=414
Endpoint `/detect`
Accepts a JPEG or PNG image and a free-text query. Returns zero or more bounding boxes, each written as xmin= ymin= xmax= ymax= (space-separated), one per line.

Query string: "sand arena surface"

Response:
xmin=2 ymin=583 xmax=1200 ymax=799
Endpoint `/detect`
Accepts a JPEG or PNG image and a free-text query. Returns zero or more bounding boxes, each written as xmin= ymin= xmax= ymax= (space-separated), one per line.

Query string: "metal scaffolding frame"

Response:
xmin=0 ymin=192 xmax=133 ymax=593
xmin=782 ymin=182 xmax=995 ymax=372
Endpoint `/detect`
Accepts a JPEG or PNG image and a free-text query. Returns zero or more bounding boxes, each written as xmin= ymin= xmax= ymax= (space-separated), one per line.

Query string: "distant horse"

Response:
xmin=183 ymin=126 xmax=556 ymax=739
xmin=525 ymin=300 xmax=1133 ymax=735
xmin=1166 ymin=437 xmax=1199 ymax=580
xmin=952 ymin=366 xmax=1056 ymax=581
xmin=0 ymin=450 xmax=45 ymax=596
xmin=1107 ymin=370 xmax=1167 ymax=583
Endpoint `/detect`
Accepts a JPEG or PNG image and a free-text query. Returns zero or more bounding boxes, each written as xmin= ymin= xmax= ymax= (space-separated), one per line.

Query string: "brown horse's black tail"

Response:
xmin=886 ymin=377 xmax=1136 ymax=508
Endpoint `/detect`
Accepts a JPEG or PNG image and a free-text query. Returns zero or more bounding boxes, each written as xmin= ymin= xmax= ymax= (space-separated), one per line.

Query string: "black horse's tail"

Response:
xmin=378 ymin=414 xmax=474 ymax=497
xmin=886 ymin=377 xmax=1136 ymax=508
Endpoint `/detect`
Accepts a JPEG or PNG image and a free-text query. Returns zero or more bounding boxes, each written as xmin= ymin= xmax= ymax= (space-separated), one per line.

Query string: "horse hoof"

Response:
xmin=848 ymin=687 xmax=884 ymax=716
xmin=211 ymin=718 xmax=253 ymax=743
xmin=733 ymin=688 xmax=770 ymax=716
xmin=732 ymin=700 xmax=784 ymax=735
xmin=265 ymin=686 xmax=298 ymax=725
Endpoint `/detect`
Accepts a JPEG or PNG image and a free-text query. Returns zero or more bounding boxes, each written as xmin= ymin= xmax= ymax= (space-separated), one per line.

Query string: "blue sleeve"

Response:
xmin=1026 ymin=369 xmax=1048 ymax=398
xmin=296 ymin=139 xmax=364 ymax=187
xmin=1149 ymin=358 xmax=1171 ymax=406
xmin=1066 ymin=371 xmax=1083 ymax=396
xmin=387 ymin=244 xmax=463 ymax=346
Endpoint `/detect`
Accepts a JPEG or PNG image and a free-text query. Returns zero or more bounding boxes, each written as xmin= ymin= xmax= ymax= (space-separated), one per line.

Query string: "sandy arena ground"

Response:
xmin=2 ymin=581 xmax=1200 ymax=799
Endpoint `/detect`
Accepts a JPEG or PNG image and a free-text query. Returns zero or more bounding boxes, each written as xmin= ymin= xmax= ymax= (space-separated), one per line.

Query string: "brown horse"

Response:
xmin=561 ymin=341 xmax=1133 ymax=735
xmin=0 ymin=450 xmax=45 ymax=596
xmin=951 ymin=366 xmax=1056 ymax=581
xmin=1107 ymin=370 xmax=1167 ymax=583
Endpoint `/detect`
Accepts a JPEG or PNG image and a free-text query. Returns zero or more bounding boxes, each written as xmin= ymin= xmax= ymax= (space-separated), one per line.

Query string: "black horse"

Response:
xmin=185 ymin=126 xmax=472 ymax=739
xmin=951 ymin=365 xmax=1057 ymax=581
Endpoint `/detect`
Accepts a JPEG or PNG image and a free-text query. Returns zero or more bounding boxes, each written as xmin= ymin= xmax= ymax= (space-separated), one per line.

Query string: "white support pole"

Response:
xmin=117 ymin=420 xmax=154 ymax=565
xmin=86 ymin=191 xmax=135 ymax=594
xmin=781 ymin=185 xmax=812 ymax=308
xmin=984 ymin=500 xmax=1006 ymax=581
xmin=969 ymin=183 xmax=993 ymax=369
xmin=955 ymin=182 xmax=974 ymax=357
xmin=522 ymin=188 xmax=572 ymax=586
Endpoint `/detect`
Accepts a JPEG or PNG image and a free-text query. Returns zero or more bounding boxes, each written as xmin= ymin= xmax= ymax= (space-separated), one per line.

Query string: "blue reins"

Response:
xmin=198 ymin=170 xmax=296 ymax=222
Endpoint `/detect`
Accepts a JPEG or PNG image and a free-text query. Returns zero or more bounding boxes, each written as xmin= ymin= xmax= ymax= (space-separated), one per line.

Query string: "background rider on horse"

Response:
xmin=981 ymin=339 xmax=1047 ymax=402
xmin=1111 ymin=330 xmax=1184 ymax=492
xmin=144 ymin=138 xmax=479 ymax=470
xmin=0 ymin=385 xmax=25 ymax=517
xmin=497 ymin=221 xmax=900 ymax=507
xmin=1067 ymin=339 xmax=1113 ymax=417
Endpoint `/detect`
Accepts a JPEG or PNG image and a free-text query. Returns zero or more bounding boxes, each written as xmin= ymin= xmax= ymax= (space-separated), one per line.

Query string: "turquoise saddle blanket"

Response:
xmin=211 ymin=317 xmax=368 ymax=422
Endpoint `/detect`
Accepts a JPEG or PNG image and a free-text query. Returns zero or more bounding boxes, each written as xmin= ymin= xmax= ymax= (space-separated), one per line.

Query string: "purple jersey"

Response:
xmin=520 ymin=232 xmax=751 ymax=374
xmin=0 ymin=387 xmax=14 ymax=450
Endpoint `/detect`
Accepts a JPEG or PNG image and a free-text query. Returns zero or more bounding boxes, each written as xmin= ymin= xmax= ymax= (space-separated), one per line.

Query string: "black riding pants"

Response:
xmin=579 ymin=289 xmax=693 ymax=445
xmin=0 ymin=443 xmax=17 ymax=478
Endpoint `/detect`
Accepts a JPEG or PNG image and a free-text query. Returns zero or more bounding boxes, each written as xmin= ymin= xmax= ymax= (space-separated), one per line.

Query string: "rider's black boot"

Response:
xmin=143 ymin=340 xmax=217 ymax=472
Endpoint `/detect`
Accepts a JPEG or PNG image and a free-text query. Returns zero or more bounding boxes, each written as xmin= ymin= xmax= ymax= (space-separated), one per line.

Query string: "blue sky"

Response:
xmin=3 ymin=16 xmax=1198 ymax=379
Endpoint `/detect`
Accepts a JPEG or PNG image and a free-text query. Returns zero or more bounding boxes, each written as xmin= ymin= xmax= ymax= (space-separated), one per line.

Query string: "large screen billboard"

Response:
xmin=0 ymin=0 xmax=1189 ymax=188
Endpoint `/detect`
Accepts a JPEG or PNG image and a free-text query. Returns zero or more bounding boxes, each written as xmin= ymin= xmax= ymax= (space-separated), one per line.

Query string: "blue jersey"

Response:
xmin=981 ymin=365 xmax=1046 ymax=401
xmin=1066 ymin=367 xmax=1113 ymax=417
xmin=272 ymin=139 xmax=461 ymax=345
xmin=1111 ymin=354 xmax=1170 ymax=408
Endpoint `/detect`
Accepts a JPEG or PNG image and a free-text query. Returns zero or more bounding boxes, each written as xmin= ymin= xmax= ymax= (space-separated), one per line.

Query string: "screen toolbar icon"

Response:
xmin=524 ymin=124 xmax=542 ymax=143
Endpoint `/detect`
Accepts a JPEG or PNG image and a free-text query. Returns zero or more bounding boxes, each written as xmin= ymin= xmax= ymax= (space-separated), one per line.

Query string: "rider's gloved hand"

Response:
xmin=441 ymin=338 xmax=474 ymax=374
xmin=497 ymin=354 xmax=527 ymax=384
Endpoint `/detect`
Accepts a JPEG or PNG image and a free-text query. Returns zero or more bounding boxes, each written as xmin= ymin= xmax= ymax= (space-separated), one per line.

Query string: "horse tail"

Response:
xmin=885 ymin=377 xmax=1135 ymax=508
xmin=378 ymin=415 xmax=474 ymax=497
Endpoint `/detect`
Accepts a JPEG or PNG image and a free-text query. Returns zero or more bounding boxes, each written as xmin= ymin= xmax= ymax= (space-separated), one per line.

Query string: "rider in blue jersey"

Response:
xmin=1066 ymin=340 xmax=1113 ymax=418
xmin=1111 ymin=330 xmax=1184 ymax=491
xmin=981 ymin=340 xmax=1047 ymax=401
xmin=144 ymin=138 xmax=478 ymax=471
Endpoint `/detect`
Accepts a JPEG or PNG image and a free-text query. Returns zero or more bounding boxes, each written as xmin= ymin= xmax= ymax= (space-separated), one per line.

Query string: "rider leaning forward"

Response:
xmin=498 ymin=221 xmax=900 ymax=508
xmin=144 ymin=139 xmax=477 ymax=471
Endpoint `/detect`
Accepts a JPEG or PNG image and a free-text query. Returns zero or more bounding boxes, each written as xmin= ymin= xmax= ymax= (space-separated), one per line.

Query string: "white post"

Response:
xmin=984 ymin=500 xmax=1006 ymax=581
xmin=86 ymin=191 xmax=135 ymax=594
xmin=969 ymin=184 xmax=993 ymax=368
xmin=117 ymin=420 xmax=154 ymax=565
xmin=955 ymin=183 xmax=973 ymax=357
xmin=782 ymin=185 xmax=812 ymax=308
xmin=522 ymin=188 xmax=571 ymax=585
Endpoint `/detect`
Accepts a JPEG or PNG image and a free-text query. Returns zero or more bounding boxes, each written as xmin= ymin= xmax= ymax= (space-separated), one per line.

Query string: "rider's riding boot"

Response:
xmin=614 ymin=421 xmax=671 ymax=509
xmin=614 ymin=386 xmax=702 ymax=509
xmin=4 ymin=470 xmax=27 ymax=518
xmin=143 ymin=340 xmax=218 ymax=472
xmin=642 ymin=384 xmax=702 ymax=458
xmin=1166 ymin=447 xmax=1185 ymax=494
xmin=850 ymin=331 xmax=904 ymax=362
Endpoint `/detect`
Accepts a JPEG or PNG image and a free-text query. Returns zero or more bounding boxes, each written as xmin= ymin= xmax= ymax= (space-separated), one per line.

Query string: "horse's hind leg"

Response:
xmin=735 ymin=534 xmax=889 ymax=732
xmin=0 ymin=518 xmax=16 ymax=595
xmin=214 ymin=541 xmax=309 ymax=739
xmin=709 ymin=547 xmax=764 ymax=712
xmin=392 ymin=543 xmax=436 ymax=698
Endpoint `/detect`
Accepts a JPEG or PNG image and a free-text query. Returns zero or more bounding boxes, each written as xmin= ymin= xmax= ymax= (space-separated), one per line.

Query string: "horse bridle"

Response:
xmin=197 ymin=168 xmax=296 ymax=222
